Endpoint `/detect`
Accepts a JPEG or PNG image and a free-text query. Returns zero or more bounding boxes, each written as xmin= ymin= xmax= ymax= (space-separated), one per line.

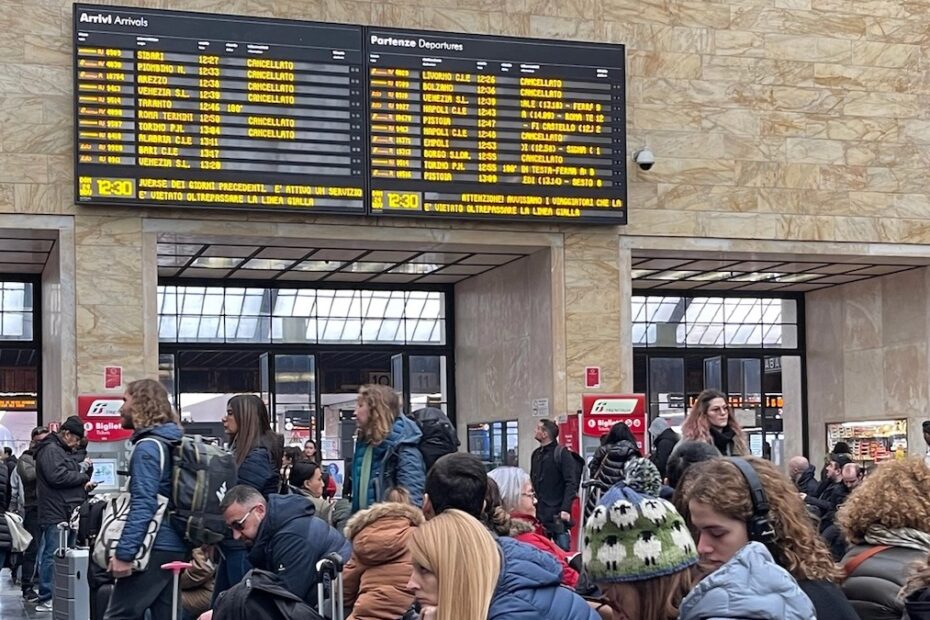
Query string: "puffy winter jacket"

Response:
xmin=236 ymin=445 xmax=279 ymax=498
xmin=35 ymin=433 xmax=89 ymax=527
xmin=487 ymin=537 xmax=598 ymax=620
xmin=0 ymin=465 xmax=10 ymax=551
xmin=115 ymin=422 xmax=187 ymax=560
xmin=584 ymin=439 xmax=639 ymax=520
xmin=842 ymin=543 xmax=927 ymax=620
xmin=343 ymin=502 xmax=423 ymax=620
xmin=352 ymin=415 xmax=425 ymax=511
xmin=678 ymin=542 xmax=815 ymax=620
xmin=650 ymin=427 xmax=679 ymax=479
xmin=508 ymin=513 xmax=578 ymax=588
xmin=248 ymin=493 xmax=352 ymax=606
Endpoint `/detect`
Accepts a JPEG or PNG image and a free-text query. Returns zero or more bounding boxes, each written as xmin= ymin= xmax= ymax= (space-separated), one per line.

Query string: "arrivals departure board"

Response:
xmin=367 ymin=29 xmax=626 ymax=224
xmin=73 ymin=5 xmax=366 ymax=213
xmin=72 ymin=6 xmax=627 ymax=224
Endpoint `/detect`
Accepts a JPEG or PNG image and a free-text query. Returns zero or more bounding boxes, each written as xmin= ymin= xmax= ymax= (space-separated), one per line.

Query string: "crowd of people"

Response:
xmin=0 ymin=384 xmax=930 ymax=619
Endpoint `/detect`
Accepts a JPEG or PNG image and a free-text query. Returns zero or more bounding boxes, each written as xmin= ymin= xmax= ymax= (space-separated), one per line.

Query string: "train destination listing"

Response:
xmin=367 ymin=30 xmax=627 ymax=224
xmin=73 ymin=5 xmax=367 ymax=213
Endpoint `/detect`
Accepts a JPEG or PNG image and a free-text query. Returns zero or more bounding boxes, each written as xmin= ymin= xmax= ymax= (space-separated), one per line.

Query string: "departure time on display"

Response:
xmin=73 ymin=5 xmax=366 ymax=214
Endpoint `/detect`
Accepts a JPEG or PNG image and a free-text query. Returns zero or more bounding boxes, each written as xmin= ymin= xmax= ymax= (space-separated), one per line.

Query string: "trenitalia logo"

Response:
xmin=87 ymin=400 xmax=122 ymax=417
xmin=590 ymin=398 xmax=639 ymax=415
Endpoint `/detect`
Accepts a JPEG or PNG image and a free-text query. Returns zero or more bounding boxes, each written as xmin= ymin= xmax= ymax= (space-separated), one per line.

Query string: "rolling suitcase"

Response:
xmin=316 ymin=552 xmax=345 ymax=620
xmin=53 ymin=521 xmax=90 ymax=620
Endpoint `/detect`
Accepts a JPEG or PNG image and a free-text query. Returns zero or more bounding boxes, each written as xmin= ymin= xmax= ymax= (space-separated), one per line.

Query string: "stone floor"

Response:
xmin=0 ymin=569 xmax=42 ymax=620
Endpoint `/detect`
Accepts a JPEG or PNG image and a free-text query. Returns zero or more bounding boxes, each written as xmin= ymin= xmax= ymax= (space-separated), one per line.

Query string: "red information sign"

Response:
xmin=585 ymin=367 xmax=601 ymax=389
xmin=104 ymin=366 xmax=123 ymax=391
xmin=581 ymin=394 xmax=647 ymax=452
xmin=78 ymin=394 xmax=133 ymax=442
xmin=558 ymin=414 xmax=580 ymax=453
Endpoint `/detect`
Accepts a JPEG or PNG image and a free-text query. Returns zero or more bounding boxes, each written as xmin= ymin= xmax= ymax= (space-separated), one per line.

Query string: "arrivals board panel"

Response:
xmin=367 ymin=29 xmax=626 ymax=224
xmin=73 ymin=5 xmax=366 ymax=213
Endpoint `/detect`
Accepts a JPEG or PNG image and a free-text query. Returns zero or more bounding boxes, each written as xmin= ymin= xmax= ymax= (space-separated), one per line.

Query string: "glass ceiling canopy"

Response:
xmin=158 ymin=286 xmax=446 ymax=346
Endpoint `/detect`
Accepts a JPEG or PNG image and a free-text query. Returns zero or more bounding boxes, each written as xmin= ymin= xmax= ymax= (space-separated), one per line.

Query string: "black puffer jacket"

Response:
xmin=842 ymin=544 xmax=927 ymax=620
xmin=583 ymin=439 xmax=639 ymax=520
xmin=0 ymin=461 xmax=10 ymax=551
xmin=34 ymin=433 xmax=89 ymax=527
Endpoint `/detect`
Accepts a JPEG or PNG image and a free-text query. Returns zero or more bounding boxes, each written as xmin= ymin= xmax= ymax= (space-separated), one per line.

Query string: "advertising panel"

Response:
xmin=581 ymin=393 xmax=647 ymax=452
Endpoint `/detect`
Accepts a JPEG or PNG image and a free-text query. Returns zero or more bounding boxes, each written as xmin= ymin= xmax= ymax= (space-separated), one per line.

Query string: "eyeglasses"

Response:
xmin=229 ymin=506 xmax=258 ymax=531
xmin=521 ymin=491 xmax=537 ymax=500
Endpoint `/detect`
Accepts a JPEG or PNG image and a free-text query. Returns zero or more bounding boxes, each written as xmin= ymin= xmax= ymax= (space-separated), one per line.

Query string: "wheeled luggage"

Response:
xmin=316 ymin=552 xmax=345 ymax=620
xmin=52 ymin=521 xmax=90 ymax=620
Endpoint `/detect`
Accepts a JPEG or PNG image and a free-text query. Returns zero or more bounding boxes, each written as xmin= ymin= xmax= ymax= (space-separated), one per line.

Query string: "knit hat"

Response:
xmin=583 ymin=458 xmax=697 ymax=583
xmin=60 ymin=415 xmax=85 ymax=439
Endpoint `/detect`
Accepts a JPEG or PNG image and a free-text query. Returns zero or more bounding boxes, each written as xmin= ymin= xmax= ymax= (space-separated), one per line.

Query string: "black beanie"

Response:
xmin=60 ymin=415 xmax=85 ymax=439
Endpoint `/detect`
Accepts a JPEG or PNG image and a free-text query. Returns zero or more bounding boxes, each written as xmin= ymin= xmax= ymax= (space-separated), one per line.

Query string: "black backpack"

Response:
xmin=213 ymin=569 xmax=323 ymax=620
xmin=167 ymin=435 xmax=239 ymax=546
xmin=73 ymin=494 xmax=109 ymax=547
xmin=410 ymin=407 xmax=460 ymax=471
xmin=554 ymin=445 xmax=585 ymax=492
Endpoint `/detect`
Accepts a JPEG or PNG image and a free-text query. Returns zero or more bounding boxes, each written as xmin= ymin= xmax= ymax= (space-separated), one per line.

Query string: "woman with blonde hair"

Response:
xmin=680 ymin=389 xmax=748 ymax=456
xmin=837 ymin=457 xmax=930 ymax=620
xmin=408 ymin=509 xmax=598 ymax=620
xmin=679 ymin=456 xmax=854 ymax=619
xmin=351 ymin=384 xmax=425 ymax=512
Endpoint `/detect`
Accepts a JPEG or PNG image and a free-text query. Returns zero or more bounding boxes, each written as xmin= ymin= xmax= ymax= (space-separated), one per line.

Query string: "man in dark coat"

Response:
xmin=34 ymin=416 xmax=91 ymax=610
xmin=788 ymin=455 xmax=820 ymax=497
xmin=15 ymin=426 xmax=48 ymax=602
xmin=530 ymin=419 xmax=577 ymax=550
xmin=219 ymin=485 xmax=351 ymax=607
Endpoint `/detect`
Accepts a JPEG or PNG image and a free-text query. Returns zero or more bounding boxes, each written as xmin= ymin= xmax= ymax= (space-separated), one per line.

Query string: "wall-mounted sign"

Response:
xmin=585 ymin=367 xmax=601 ymax=389
xmin=104 ymin=366 xmax=122 ymax=390
xmin=78 ymin=394 xmax=133 ymax=442
xmin=581 ymin=393 xmax=647 ymax=451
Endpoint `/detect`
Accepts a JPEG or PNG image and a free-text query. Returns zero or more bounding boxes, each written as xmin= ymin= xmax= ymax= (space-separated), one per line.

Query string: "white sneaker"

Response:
xmin=36 ymin=600 xmax=53 ymax=612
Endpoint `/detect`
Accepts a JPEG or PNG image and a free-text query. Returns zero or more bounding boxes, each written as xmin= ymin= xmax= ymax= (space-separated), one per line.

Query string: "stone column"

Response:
xmin=74 ymin=215 xmax=155 ymax=394
xmin=563 ymin=233 xmax=623 ymax=411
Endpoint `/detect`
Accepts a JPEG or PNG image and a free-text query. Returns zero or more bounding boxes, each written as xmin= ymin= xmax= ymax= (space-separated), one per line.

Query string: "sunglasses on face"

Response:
xmin=229 ymin=506 xmax=258 ymax=531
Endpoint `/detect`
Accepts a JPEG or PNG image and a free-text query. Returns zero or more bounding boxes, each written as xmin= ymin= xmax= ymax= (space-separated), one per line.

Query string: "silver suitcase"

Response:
xmin=53 ymin=522 xmax=90 ymax=620
xmin=317 ymin=553 xmax=345 ymax=620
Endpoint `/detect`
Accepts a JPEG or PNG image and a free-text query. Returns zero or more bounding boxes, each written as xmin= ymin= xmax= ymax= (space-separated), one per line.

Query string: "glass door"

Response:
xmin=273 ymin=354 xmax=316 ymax=449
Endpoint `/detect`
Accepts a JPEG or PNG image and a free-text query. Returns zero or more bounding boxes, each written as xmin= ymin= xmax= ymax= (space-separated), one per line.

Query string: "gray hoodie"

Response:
xmin=679 ymin=542 xmax=816 ymax=620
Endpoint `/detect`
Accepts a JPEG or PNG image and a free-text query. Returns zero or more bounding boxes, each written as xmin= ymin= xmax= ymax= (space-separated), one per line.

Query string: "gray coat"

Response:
xmin=842 ymin=543 xmax=927 ymax=620
xmin=678 ymin=542 xmax=816 ymax=620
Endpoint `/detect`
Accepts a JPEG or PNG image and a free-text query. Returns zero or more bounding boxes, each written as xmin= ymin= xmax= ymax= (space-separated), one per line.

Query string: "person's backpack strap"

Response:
xmin=843 ymin=545 xmax=891 ymax=577
xmin=138 ymin=437 xmax=167 ymax=473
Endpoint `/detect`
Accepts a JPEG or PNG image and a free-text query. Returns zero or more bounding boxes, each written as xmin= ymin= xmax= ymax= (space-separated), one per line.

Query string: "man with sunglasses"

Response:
xmin=217 ymin=484 xmax=351 ymax=606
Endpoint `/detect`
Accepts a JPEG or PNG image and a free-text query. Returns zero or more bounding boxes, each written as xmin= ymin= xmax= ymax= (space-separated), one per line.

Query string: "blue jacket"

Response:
xmin=115 ymin=422 xmax=187 ymax=561
xmin=678 ymin=542 xmax=815 ymax=620
xmin=351 ymin=415 xmax=425 ymax=511
xmin=249 ymin=493 xmax=352 ymax=605
xmin=488 ymin=537 xmax=598 ymax=620
xmin=237 ymin=445 xmax=278 ymax=498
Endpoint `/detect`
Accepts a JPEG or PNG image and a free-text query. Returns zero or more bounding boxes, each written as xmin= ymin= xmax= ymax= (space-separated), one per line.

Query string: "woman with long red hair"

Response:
xmin=680 ymin=389 xmax=748 ymax=456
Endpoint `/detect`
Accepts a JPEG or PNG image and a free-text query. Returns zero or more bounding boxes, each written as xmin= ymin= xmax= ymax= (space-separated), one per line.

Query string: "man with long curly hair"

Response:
xmin=104 ymin=379 xmax=189 ymax=620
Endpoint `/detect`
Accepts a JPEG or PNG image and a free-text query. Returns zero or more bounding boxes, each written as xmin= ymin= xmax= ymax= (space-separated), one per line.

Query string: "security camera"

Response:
xmin=633 ymin=147 xmax=655 ymax=171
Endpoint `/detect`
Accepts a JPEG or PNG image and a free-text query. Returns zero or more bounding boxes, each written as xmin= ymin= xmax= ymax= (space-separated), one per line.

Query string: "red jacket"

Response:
xmin=509 ymin=513 xmax=579 ymax=588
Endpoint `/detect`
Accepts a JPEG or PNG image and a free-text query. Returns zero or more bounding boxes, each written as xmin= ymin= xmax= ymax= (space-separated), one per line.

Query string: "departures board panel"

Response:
xmin=73 ymin=5 xmax=366 ymax=214
xmin=367 ymin=29 xmax=626 ymax=224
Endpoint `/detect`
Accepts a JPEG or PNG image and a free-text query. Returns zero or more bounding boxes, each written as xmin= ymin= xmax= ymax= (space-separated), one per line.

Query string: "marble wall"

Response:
xmin=454 ymin=250 xmax=554 ymax=469
xmin=806 ymin=267 xmax=930 ymax=467
xmin=6 ymin=0 xmax=930 ymax=437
